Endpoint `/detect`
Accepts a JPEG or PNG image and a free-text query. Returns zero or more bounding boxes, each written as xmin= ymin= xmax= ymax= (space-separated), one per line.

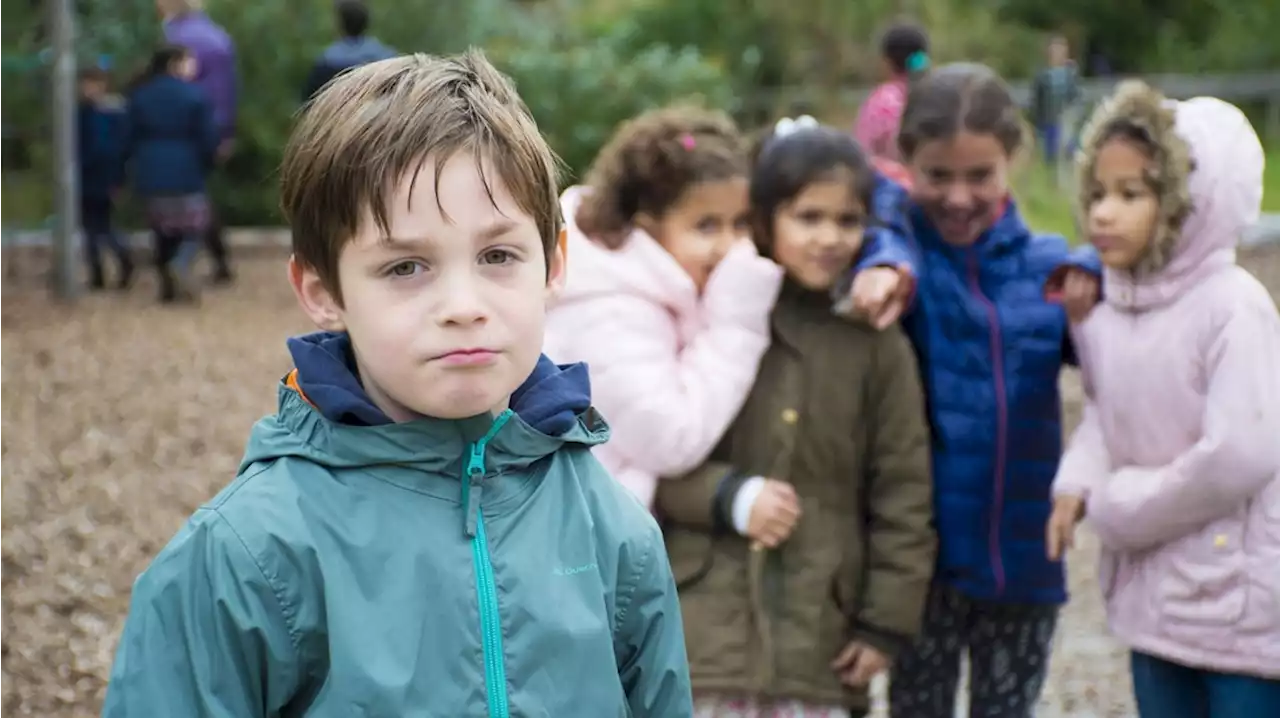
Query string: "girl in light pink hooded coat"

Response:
xmin=1050 ymin=81 xmax=1280 ymax=715
xmin=545 ymin=108 xmax=784 ymax=508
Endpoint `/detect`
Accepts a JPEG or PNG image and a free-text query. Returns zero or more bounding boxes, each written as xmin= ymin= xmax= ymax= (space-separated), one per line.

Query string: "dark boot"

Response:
xmin=115 ymin=253 xmax=135 ymax=290
xmin=88 ymin=263 xmax=106 ymax=291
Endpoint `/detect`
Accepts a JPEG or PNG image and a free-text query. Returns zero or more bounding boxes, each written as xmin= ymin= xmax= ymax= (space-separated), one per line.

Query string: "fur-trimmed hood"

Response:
xmin=1074 ymin=81 xmax=1264 ymax=304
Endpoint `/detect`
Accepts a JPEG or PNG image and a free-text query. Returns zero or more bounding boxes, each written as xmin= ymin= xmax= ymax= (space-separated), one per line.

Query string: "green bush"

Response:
xmin=498 ymin=41 xmax=734 ymax=179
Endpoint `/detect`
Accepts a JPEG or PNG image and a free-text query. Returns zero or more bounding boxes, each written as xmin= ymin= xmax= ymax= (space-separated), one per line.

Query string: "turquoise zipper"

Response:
xmin=460 ymin=410 xmax=514 ymax=718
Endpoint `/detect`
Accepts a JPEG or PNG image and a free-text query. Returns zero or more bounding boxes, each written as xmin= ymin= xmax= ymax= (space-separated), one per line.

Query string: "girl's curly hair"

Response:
xmin=575 ymin=106 xmax=747 ymax=248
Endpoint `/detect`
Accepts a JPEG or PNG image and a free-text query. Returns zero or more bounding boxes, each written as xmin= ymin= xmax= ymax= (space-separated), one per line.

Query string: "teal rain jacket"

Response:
xmin=102 ymin=333 xmax=692 ymax=717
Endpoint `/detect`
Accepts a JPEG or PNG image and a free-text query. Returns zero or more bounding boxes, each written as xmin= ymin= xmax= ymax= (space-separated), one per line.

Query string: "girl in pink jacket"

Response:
xmin=545 ymin=107 xmax=785 ymax=508
xmin=1048 ymin=81 xmax=1280 ymax=716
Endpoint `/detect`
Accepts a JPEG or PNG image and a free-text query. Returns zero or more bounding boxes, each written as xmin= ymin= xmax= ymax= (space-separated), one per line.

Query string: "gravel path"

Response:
xmin=4 ymin=245 xmax=1278 ymax=717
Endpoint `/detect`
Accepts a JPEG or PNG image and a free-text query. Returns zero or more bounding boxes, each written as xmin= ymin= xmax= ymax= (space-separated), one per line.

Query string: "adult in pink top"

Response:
xmin=853 ymin=23 xmax=929 ymax=162
xmin=1049 ymin=81 xmax=1280 ymax=712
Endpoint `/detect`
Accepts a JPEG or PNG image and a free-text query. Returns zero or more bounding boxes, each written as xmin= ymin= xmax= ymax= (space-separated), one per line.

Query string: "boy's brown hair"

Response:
xmin=280 ymin=49 xmax=562 ymax=303
xmin=575 ymin=106 xmax=746 ymax=249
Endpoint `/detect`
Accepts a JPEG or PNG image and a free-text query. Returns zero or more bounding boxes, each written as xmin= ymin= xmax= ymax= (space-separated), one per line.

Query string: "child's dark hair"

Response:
xmin=336 ymin=0 xmax=371 ymax=38
xmin=78 ymin=66 xmax=110 ymax=83
xmin=575 ymin=106 xmax=746 ymax=249
xmin=749 ymin=120 xmax=875 ymax=255
xmin=131 ymin=44 xmax=190 ymax=91
xmin=897 ymin=62 xmax=1024 ymax=160
xmin=881 ymin=22 xmax=930 ymax=76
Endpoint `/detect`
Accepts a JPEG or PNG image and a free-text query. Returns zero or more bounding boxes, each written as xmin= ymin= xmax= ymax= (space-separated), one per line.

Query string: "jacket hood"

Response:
xmin=554 ymin=185 xmax=702 ymax=313
xmin=238 ymin=331 xmax=606 ymax=476
xmin=1075 ymin=80 xmax=1264 ymax=280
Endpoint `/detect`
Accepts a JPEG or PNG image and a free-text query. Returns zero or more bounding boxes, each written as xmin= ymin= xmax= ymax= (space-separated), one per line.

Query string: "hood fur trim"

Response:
xmin=1075 ymin=81 xmax=1194 ymax=277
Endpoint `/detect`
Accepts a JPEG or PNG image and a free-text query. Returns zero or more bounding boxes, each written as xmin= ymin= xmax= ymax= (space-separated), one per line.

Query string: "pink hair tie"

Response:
xmin=679 ymin=133 xmax=696 ymax=150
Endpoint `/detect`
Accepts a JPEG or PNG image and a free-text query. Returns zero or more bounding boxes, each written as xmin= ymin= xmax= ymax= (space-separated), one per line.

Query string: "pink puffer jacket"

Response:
xmin=1054 ymin=87 xmax=1280 ymax=678
xmin=544 ymin=186 xmax=784 ymax=508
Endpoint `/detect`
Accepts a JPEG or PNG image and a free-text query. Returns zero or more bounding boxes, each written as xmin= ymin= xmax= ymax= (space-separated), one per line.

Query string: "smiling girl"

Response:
xmin=657 ymin=119 xmax=934 ymax=718
xmin=837 ymin=63 xmax=1102 ymax=718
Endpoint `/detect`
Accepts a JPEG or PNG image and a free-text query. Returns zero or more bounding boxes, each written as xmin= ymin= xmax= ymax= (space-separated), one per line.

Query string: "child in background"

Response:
xmin=77 ymin=65 xmax=134 ymax=290
xmin=126 ymin=45 xmax=219 ymax=303
xmin=1047 ymin=81 xmax=1280 ymax=716
xmin=103 ymin=51 xmax=691 ymax=717
xmin=853 ymin=22 xmax=930 ymax=163
xmin=840 ymin=63 xmax=1101 ymax=718
xmin=545 ymin=107 xmax=785 ymax=509
xmin=657 ymin=120 xmax=935 ymax=718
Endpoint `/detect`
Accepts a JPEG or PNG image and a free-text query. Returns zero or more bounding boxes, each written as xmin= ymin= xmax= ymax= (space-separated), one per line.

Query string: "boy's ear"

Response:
xmin=288 ymin=254 xmax=346 ymax=332
xmin=545 ymin=228 xmax=567 ymax=302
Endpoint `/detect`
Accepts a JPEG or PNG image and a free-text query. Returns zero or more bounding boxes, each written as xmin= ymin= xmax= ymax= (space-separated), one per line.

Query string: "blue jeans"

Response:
xmin=1131 ymin=651 xmax=1280 ymax=718
xmin=1038 ymin=123 xmax=1061 ymax=165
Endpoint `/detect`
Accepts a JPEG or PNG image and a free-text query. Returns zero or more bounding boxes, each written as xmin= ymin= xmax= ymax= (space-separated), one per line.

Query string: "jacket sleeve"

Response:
xmin=849 ymin=176 xmax=922 ymax=316
xmin=1053 ymin=331 xmax=1111 ymax=501
xmin=855 ymin=176 xmax=918 ymax=275
xmin=615 ymin=527 xmax=694 ymax=717
xmin=192 ymin=92 xmax=220 ymax=170
xmin=1088 ymin=305 xmax=1280 ymax=551
xmin=564 ymin=244 xmax=781 ymax=479
xmin=102 ymin=510 xmax=301 ymax=718
xmin=654 ymin=461 xmax=744 ymax=531
xmin=1045 ymin=245 xmax=1104 ymax=297
xmin=853 ymin=326 xmax=935 ymax=658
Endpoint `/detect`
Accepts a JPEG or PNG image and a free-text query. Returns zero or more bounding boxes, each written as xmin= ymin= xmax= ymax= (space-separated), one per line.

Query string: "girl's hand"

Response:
xmin=745 ymin=479 xmax=801 ymax=549
xmin=1046 ymin=495 xmax=1086 ymax=561
xmin=1047 ymin=268 xmax=1102 ymax=324
xmin=844 ymin=265 xmax=914 ymax=330
xmin=831 ymin=640 xmax=890 ymax=687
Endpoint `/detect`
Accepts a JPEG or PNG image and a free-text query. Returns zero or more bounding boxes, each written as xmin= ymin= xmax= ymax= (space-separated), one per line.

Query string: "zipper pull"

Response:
xmin=463 ymin=443 xmax=486 ymax=538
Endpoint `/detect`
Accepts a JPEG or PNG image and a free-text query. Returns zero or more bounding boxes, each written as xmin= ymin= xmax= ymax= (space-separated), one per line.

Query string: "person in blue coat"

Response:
xmin=302 ymin=0 xmax=397 ymax=102
xmin=838 ymin=63 xmax=1101 ymax=718
xmin=125 ymin=45 xmax=219 ymax=303
xmin=77 ymin=66 xmax=134 ymax=289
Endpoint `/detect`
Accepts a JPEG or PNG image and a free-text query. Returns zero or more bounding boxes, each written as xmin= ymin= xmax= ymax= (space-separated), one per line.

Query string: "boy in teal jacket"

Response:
xmin=102 ymin=50 xmax=692 ymax=718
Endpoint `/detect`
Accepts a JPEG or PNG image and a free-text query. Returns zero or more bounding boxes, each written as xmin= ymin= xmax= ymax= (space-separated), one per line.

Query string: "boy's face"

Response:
xmin=290 ymin=152 xmax=564 ymax=422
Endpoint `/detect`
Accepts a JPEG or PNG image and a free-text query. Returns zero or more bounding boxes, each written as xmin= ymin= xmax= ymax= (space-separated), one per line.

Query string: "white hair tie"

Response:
xmin=774 ymin=114 xmax=819 ymax=138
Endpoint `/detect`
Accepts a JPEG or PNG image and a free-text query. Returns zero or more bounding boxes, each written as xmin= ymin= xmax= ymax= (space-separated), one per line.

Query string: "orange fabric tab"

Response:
xmin=557 ymin=226 xmax=568 ymax=272
xmin=284 ymin=368 xmax=317 ymax=408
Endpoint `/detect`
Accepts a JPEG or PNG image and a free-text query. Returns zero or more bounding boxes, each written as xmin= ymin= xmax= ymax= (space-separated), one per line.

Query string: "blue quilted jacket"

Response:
xmin=861 ymin=183 xmax=1099 ymax=604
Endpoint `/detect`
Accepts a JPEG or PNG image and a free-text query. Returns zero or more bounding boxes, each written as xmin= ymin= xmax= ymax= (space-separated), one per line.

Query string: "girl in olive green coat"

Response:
xmin=657 ymin=119 xmax=936 ymax=718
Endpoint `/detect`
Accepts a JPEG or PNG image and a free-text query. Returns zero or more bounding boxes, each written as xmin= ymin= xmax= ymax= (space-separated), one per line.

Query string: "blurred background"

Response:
xmin=2 ymin=3 xmax=1278 ymax=717
xmin=3 ymin=0 xmax=1279 ymax=238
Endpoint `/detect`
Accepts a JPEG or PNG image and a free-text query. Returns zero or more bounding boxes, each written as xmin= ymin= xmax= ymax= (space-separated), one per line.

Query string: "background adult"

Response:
xmin=158 ymin=0 xmax=237 ymax=284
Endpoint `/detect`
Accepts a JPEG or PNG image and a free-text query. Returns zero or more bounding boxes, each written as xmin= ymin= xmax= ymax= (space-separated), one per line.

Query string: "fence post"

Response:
xmin=1267 ymin=95 xmax=1280 ymax=147
xmin=49 ymin=0 xmax=80 ymax=301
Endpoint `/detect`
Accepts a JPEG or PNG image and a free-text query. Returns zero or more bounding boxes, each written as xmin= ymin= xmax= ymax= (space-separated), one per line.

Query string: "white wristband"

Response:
xmin=731 ymin=476 xmax=767 ymax=536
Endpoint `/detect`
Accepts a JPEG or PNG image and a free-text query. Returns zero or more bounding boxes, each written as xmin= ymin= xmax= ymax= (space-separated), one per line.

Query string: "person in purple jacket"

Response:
xmin=158 ymin=0 xmax=236 ymax=284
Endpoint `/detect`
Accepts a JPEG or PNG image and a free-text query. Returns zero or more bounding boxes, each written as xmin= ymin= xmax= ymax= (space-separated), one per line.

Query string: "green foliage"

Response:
xmin=499 ymin=41 xmax=733 ymax=178
xmin=2 ymin=0 xmax=1276 ymax=228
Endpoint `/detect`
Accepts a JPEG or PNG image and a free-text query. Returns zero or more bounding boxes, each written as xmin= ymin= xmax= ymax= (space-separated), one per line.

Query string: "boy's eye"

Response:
xmin=797 ymin=210 xmax=824 ymax=225
xmin=480 ymin=248 xmax=516 ymax=265
xmin=388 ymin=261 xmax=423 ymax=277
xmin=695 ymin=217 xmax=720 ymax=234
xmin=839 ymin=213 xmax=864 ymax=228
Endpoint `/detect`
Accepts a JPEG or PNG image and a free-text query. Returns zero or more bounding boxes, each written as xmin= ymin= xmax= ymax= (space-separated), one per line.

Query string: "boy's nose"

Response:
xmin=438 ymin=276 xmax=488 ymax=326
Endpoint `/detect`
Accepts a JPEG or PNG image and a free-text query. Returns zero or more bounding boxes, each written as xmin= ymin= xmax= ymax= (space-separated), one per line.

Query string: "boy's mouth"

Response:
xmin=432 ymin=348 xmax=499 ymax=367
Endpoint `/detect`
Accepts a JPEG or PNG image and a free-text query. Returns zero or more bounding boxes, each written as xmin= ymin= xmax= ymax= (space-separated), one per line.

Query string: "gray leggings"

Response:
xmin=889 ymin=582 xmax=1059 ymax=718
